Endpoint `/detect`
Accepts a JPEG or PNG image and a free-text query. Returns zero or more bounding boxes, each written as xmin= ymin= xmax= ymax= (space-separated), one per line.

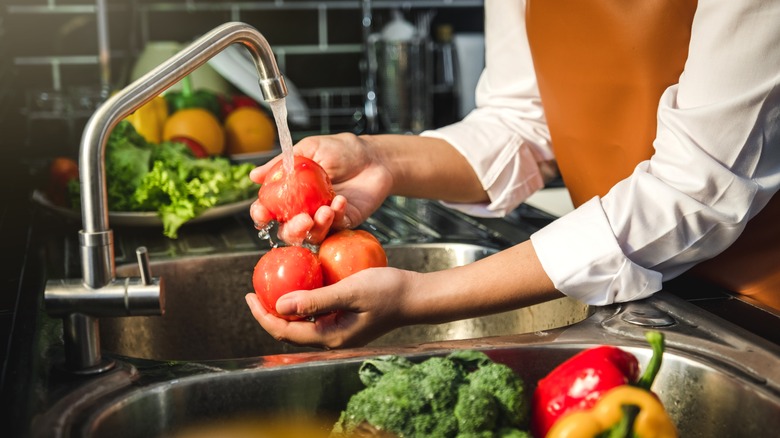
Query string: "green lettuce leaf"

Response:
xmin=70 ymin=120 xmax=259 ymax=239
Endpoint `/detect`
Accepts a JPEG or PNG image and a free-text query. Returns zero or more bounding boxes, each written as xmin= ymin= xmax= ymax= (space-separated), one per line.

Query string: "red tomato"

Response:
xmin=46 ymin=157 xmax=79 ymax=207
xmin=257 ymin=155 xmax=335 ymax=222
xmin=253 ymin=246 xmax=323 ymax=321
xmin=318 ymin=230 xmax=388 ymax=285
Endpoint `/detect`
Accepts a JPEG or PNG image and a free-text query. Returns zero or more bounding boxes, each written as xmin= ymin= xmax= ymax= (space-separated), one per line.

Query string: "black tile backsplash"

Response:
xmin=0 ymin=1 xmax=484 ymax=163
xmin=239 ymin=9 xmax=321 ymax=45
xmin=144 ymin=10 xmax=234 ymax=42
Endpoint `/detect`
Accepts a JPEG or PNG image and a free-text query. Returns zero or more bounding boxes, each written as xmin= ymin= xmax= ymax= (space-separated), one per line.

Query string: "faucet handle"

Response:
xmin=45 ymin=247 xmax=165 ymax=317
xmin=136 ymin=246 xmax=152 ymax=285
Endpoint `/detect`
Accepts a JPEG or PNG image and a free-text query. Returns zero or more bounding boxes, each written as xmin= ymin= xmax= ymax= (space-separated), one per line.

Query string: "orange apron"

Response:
xmin=525 ymin=0 xmax=780 ymax=310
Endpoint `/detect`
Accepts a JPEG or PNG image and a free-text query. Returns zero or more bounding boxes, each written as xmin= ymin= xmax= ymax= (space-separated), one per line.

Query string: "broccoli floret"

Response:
xmin=331 ymin=351 xmax=530 ymax=438
xmin=333 ymin=361 xmax=459 ymax=437
xmin=466 ymin=362 xmax=529 ymax=427
xmin=456 ymin=432 xmax=494 ymax=438
xmin=455 ymin=385 xmax=498 ymax=432
xmin=495 ymin=428 xmax=532 ymax=438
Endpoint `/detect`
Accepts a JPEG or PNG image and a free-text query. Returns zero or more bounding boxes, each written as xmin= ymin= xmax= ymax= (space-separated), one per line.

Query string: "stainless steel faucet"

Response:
xmin=45 ymin=22 xmax=288 ymax=374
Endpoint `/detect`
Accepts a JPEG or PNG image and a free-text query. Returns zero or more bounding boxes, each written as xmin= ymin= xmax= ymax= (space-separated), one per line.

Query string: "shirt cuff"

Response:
xmin=530 ymin=197 xmax=663 ymax=305
xmin=421 ymin=123 xmax=546 ymax=217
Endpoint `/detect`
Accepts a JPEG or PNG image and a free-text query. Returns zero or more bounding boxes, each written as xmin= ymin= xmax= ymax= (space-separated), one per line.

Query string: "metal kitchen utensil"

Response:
xmin=368 ymin=33 xmax=433 ymax=134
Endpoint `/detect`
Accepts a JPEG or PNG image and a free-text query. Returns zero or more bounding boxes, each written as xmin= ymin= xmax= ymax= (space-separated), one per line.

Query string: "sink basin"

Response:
xmin=30 ymin=294 xmax=780 ymax=438
xmin=41 ymin=293 xmax=780 ymax=438
xmin=103 ymin=243 xmax=591 ymax=361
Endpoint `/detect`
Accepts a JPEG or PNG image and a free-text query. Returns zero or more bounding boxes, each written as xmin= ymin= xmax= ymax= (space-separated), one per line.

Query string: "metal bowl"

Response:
xmin=102 ymin=243 xmax=591 ymax=361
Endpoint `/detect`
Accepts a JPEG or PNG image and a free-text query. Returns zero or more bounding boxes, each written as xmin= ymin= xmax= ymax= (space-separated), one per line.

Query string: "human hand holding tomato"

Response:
xmin=252 ymin=229 xmax=387 ymax=321
xmin=249 ymin=134 xmax=395 ymax=333
xmin=257 ymin=155 xmax=335 ymax=222
xmin=249 ymin=133 xmax=393 ymax=245
xmin=253 ymin=154 xmax=339 ymax=245
xmin=246 ymin=261 xmax=412 ymax=349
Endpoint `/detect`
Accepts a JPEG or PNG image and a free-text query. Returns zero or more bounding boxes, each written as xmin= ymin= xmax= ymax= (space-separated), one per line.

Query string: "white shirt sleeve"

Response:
xmin=531 ymin=0 xmax=780 ymax=305
xmin=421 ymin=0 xmax=555 ymax=218
xmin=421 ymin=0 xmax=780 ymax=306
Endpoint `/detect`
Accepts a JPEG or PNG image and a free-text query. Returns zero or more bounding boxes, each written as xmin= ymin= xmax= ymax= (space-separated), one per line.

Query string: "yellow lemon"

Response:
xmin=224 ymin=106 xmax=277 ymax=155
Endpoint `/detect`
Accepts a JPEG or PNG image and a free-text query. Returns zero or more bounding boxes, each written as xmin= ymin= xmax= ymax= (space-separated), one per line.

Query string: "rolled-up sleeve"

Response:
xmin=421 ymin=0 xmax=555 ymax=217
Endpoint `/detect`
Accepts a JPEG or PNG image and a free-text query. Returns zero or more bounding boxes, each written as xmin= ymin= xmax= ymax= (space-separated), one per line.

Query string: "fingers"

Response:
xmin=305 ymin=207 xmax=335 ymax=244
xmin=275 ymin=280 xmax=362 ymax=318
xmin=250 ymin=200 xmax=274 ymax=229
xmin=276 ymin=212 xmax=315 ymax=245
xmin=329 ymin=195 xmax=351 ymax=230
xmin=249 ymin=156 xmax=282 ymax=184
xmin=245 ymin=292 xmax=269 ymax=322
xmin=245 ymin=292 xmax=349 ymax=348
xmin=245 ymin=292 xmax=296 ymax=338
xmin=245 ymin=269 xmax=401 ymax=349
xmin=274 ymin=200 xmax=345 ymax=245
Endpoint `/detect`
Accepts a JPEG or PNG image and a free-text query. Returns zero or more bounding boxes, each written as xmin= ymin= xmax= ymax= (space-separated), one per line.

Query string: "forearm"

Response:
xmin=362 ymin=134 xmax=489 ymax=204
xmin=401 ymin=240 xmax=563 ymax=325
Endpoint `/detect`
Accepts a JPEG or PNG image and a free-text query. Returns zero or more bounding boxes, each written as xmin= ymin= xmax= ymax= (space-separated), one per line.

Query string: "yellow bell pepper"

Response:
xmin=125 ymin=95 xmax=168 ymax=143
xmin=546 ymin=385 xmax=677 ymax=438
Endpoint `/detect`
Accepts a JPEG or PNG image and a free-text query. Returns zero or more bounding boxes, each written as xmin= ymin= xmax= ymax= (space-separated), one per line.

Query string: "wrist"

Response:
xmin=358 ymin=134 xmax=402 ymax=192
xmin=391 ymin=268 xmax=431 ymax=326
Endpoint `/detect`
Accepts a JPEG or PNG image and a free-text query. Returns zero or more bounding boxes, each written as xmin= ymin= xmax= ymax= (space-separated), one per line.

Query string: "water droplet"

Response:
xmin=256 ymin=223 xmax=273 ymax=240
xmin=303 ymin=241 xmax=320 ymax=254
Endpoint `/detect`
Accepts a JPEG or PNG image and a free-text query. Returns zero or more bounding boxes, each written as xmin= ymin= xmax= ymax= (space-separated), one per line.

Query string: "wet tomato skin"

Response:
xmin=318 ymin=230 xmax=388 ymax=285
xmin=253 ymin=246 xmax=323 ymax=320
xmin=257 ymin=155 xmax=335 ymax=223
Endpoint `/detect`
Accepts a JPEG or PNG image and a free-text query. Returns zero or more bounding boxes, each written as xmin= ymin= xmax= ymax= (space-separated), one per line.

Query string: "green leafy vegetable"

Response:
xmin=69 ymin=120 xmax=258 ymax=239
xmin=331 ymin=351 xmax=531 ymax=438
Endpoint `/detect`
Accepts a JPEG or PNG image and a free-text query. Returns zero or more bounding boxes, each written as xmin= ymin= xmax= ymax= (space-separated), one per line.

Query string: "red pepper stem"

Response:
xmin=636 ymin=330 xmax=664 ymax=390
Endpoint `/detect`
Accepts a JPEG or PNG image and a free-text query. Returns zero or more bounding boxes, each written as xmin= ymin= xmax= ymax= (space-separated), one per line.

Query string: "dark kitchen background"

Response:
xmin=0 ymin=1 xmax=485 ymax=404
xmin=0 ymin=0 xmax=484 ymax=188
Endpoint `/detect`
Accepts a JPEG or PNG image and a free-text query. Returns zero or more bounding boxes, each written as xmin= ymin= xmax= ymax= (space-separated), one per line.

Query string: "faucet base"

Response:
xmin=58 ymin=358 xmax=116 ymax=376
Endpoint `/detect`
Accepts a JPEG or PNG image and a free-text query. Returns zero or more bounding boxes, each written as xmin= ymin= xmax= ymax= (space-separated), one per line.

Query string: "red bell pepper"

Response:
xmin=531 ymin=332 xmax=665 ymax=438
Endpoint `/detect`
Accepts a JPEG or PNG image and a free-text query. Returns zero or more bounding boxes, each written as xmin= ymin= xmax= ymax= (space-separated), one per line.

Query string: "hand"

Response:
xmin=249 ymin=196 xmax=346 ymax=245
xmin=245 ymin=267 xmax=415 ymax=349
xmin=249 ymin=133 xmax=393 ymax=245
xmin=245 ymin=241 xmax=562 ymax=349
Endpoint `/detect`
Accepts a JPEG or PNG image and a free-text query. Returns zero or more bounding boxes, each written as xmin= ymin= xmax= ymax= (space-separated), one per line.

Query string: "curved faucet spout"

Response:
xmin=79 ymin=22 xmax=287 ymax=288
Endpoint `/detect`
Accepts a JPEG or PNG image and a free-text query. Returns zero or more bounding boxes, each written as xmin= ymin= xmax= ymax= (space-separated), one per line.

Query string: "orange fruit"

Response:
xmin=162 ymin=108 xmax=225 ymax=155
xmin=224 ymin=106 xmax=277 ymax=155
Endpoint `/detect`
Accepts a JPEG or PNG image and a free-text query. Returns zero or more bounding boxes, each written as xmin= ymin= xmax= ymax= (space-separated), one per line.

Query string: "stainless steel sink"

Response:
xmin=27 ymin=198 xmax=780 ymax=438
xmin=103 ymin=243 xmax=591 ymax=361
xmin=33 ymin=294 xmax=780 ymax=438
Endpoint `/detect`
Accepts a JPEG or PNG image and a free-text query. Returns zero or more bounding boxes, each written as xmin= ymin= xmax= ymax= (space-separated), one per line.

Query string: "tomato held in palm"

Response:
xmin=318 ymin=230 xmax=388 ymax=285
xmin=253 ymin=246 xmax=323 ymax=320
xmin=257 ymin=155 xmax=335 ymax=222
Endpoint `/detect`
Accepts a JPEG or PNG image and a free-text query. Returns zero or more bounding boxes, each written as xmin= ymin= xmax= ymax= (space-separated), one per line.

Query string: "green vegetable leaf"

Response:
xmin=69 ymin=121 xmax=259 ymax=239
xmin=358 ymin=355 xmax=414 ymax=387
